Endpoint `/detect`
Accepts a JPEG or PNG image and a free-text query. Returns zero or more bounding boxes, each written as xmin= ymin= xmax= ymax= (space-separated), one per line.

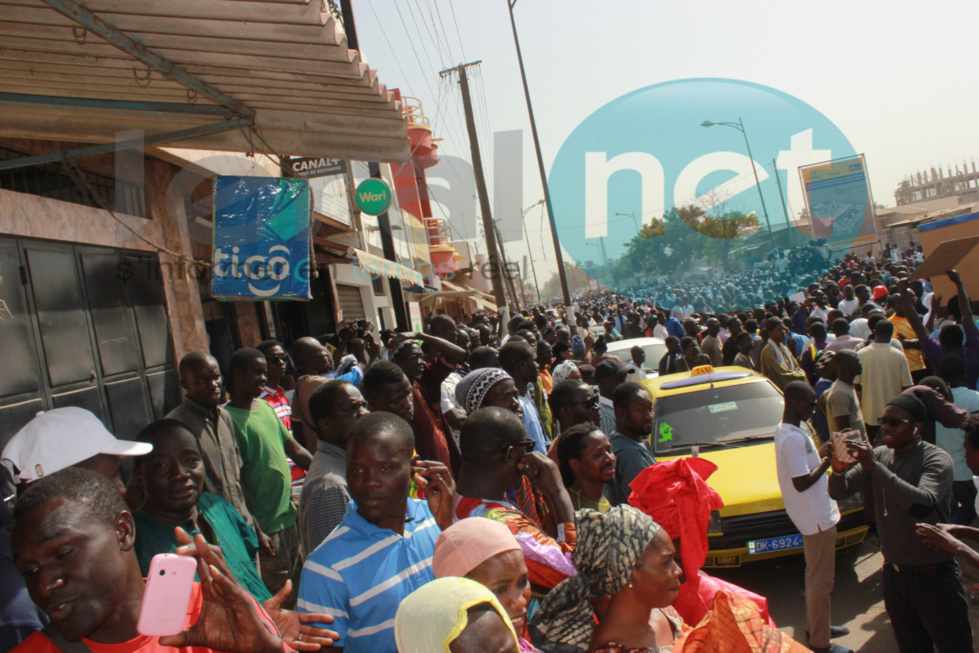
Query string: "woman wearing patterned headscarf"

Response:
xmin=529 ymin=505 xmax=685 ymax=653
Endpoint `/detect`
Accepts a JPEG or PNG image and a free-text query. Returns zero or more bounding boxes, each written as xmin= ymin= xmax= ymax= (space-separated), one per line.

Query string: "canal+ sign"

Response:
xmin=211 ymin=176 xmax=312 ymax=300
xmin=355 ymin=178 xmax=392 ymax=216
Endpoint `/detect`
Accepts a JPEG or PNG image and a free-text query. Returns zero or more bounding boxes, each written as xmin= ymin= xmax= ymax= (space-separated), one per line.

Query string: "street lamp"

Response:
xmin=701 ymin=118 xmax=776 ymax=251
xmin=522 ymin=200 xmax=544 ymax=303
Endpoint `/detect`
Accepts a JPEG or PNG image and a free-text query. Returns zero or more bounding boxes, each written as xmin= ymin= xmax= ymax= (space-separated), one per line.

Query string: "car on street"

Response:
xmin=605 ymin=337 xmax=667 ymax=378
xmin=640 ymin=365 xmax=868 ymax=568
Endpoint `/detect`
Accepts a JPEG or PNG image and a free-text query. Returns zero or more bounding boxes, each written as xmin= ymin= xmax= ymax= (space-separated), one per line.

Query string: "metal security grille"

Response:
xmin=0 ymin=145 xmax=146 ymax=218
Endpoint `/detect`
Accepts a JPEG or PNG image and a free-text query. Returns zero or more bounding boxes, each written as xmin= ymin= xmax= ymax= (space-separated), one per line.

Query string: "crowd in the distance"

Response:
xmin=1 ymin=240 xmax=976 ymax=653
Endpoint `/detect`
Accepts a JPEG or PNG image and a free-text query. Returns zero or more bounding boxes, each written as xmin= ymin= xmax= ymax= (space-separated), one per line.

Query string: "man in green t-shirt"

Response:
xmin=226 ymin=347 xmax=312 ymax=607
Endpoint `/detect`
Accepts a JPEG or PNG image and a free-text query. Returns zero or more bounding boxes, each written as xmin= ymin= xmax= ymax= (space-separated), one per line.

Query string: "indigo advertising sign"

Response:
xmin=212 ymin=176 xmax=312 ymax=300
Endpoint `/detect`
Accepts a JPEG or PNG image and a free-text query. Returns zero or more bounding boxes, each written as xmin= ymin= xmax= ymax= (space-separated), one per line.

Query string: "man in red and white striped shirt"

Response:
xmin=258 ymin=340 xmax=303 ymax=491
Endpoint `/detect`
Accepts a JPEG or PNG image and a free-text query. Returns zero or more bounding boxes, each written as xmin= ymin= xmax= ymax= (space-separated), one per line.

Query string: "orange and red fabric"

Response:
xmin=629 ymin=457 xmax=773 ymax=627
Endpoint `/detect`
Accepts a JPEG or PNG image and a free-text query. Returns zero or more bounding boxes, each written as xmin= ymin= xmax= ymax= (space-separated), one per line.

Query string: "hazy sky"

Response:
xmin=355 ymin=0 xmax=979 ymax=281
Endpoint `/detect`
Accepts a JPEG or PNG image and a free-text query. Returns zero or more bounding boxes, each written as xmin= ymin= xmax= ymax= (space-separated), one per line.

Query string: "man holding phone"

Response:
xmin=10 ymin=467 xmax=331 ymax=652
xmin=828 ymin=394 xmax=971 ymax=653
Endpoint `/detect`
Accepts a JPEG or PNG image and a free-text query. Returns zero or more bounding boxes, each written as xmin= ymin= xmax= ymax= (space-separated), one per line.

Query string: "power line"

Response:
xmin=418 ymin=0 xmax=454 ymax=67
xmin=363 ymin=0 xmax=415 ymax=97
xmin=446 ymin=0 xmax=468 ymax=61
xmin=389 ymin=0 xmax=441 ymax=103
xmin=405 ymin=0 xmax=445 ymax=70
xmin=379 ymin=0 xmax=471 ymax=183
xmin=429 ymin=0 xmax=458 ymax=62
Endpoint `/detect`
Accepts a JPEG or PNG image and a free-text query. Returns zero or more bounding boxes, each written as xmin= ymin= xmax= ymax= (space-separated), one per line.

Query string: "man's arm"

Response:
xmin=849 ymin=440 xmax=951 ymax=517
xmin=911 ymin=386 xmax=967 ymax=429
xmin=896 ymin=281 xmax=930 ymax=341
xmin=412 ymin=460 xmax=456 ymax=531
xmin=938 ymin=523 xmax=979 ymax=543
xmin=791 ymin=441 xmax=833 ymax=493
xmin=518 ymin=452 xmax=575 ymax=525
xmin=443 ymin=407 xmax=466 ymax=432
xmin=949 ymin=269 xmax=977 ymax=334
xmin=284 ymin=437 xmax=312 ymax=472
xmin=410 ymin=332 xmax=467 ymax=366
xmin=916 ymin=523 xmax=979 ymax=570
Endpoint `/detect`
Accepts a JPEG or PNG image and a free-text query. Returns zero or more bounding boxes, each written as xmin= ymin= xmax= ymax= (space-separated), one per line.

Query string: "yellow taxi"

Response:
xmin=640 ymin=365 xmax=868 ymax=568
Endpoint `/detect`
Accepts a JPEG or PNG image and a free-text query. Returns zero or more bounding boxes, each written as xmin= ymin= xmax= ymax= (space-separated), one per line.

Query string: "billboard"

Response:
xmin=799 ymin=155 xmax=877 ymax=250
xmin=212 ymin=176 xmax=312 ymax=300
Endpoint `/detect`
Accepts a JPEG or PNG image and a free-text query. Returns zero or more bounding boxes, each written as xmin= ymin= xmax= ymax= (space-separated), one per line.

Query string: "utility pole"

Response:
xmin=493 ymin=218 xmax=522 ymax=309
xmin=507 ymin=0 xmax=572 ymax=309
xmin=440 ymin=61 xmax=509 ymax=313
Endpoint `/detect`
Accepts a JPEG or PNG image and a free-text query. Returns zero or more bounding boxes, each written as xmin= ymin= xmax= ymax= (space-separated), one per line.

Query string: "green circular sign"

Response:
xmin=355 ymin=178 xmax=392 ymax=215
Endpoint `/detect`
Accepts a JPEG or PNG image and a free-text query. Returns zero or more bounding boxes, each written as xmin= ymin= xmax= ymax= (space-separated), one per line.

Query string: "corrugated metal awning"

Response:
xmin=0 ymin=0 xmax=409 ymax=162
xmin=348 ymin=247 xmax=423 ymax=287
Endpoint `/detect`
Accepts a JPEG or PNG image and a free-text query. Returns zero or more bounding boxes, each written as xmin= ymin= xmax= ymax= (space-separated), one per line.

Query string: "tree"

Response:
xmin=540 ymin=260 xmax=600 ymax=300
xmin=605 ymin=206 xmax=759 ymax=283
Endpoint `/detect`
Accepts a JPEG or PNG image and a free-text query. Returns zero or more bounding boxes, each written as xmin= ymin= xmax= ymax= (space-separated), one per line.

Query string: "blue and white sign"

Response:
xmin=212 ymin=176 xmax=312 ymax=300
xmin=549 ymin=78 xmax=859 ymax=307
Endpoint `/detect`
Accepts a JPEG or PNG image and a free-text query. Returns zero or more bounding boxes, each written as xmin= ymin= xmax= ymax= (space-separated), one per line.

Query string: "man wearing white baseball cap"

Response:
xmin=2 ymin=407 xmax=152 ymax=493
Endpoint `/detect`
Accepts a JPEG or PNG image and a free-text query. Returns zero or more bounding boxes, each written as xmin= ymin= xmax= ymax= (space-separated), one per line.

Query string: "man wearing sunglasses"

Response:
xmin=455 ymin=407 xmax=578 ymax=594
xmin=828 ymin=394 xmax=970 ymax=653
xmin=548 ymin=380 xmax=602 ymax=437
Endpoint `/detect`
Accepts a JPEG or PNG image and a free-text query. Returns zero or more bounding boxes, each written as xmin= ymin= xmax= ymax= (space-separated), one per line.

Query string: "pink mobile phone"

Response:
xmin=137 ymin=553 xmax=197 ymax=637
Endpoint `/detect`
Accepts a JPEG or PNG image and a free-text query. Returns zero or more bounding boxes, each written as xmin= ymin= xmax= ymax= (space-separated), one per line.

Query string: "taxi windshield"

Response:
xmin=651 ymin=381 xmax=783 ymax=455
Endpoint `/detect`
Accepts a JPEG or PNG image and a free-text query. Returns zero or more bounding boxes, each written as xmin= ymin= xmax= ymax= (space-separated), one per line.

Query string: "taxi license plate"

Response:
xmin=747 ymin=534 xmax=803 ymax=555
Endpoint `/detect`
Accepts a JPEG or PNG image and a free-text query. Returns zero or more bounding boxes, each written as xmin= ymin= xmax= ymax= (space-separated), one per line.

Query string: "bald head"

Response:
xmin=294 ymin=336 xmax=330 ymax=374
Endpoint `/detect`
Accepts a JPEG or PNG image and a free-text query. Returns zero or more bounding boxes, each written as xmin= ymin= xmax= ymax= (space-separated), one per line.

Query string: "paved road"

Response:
xmin=710 ymin=536 xmax=979 ymax=652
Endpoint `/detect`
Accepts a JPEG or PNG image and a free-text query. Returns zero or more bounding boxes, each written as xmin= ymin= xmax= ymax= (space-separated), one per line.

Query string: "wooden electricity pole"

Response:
xmin=440 ymin=61 xmax=510 ymax=314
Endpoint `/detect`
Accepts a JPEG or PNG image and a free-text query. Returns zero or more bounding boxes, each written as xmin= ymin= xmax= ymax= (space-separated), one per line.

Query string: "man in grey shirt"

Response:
xmin=298 ymin=379 xmax=368 ymax=554
xmin=167 ymin=352 xmax=254 ymax=526
xmin=828 ymin=393 xmax=971 ymax=653
xmin=608 ymin=382 xmax=656 ymax=506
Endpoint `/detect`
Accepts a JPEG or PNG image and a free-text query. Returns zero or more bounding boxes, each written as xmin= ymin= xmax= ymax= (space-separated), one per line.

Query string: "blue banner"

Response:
xmin=211 ymin=176 xmax=312 ymax=300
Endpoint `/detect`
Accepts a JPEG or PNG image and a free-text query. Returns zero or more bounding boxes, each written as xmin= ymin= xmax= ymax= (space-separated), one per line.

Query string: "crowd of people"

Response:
xmin=1 ymin=240 xmax=977 ymax=653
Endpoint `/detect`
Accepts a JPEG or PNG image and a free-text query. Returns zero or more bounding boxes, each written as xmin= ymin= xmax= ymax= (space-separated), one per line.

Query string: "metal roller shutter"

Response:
xmin=336 ymin=284 xmax=366 ymax=321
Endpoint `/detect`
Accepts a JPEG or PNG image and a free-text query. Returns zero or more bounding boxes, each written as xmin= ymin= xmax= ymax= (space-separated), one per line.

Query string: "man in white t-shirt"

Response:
xmin=775 ymin=381 xmax=851 ymax=653
xmin=837 ymin=285 xmax=859 ymax=318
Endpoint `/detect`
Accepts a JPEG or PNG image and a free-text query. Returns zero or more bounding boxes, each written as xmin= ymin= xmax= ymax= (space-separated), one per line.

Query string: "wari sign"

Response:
xmin=212 ymin=176 xmax=312 ymax=300
xmin=355 ymin=178 xmax=392 ymax=216
xmin=285 ymin=156 xmax=347 ymax=179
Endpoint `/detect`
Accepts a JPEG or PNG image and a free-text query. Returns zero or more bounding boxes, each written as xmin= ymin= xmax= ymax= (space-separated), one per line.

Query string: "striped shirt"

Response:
xmin=297 ymin=498 xmax=439 ymax=653
xmin=260 ymin=385 xmax=304 ymax=492
xmin=260 ymin=385 xmax=293 ymax=429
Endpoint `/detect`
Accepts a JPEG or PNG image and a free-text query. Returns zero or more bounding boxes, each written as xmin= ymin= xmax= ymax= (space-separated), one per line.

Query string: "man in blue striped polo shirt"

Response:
xmin=296 ymin=411 xmax=456 ymax=653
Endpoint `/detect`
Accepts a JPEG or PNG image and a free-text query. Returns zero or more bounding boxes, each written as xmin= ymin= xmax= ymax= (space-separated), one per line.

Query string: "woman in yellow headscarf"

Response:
xmin=394 ymin=577 xmax=520 ymax=653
